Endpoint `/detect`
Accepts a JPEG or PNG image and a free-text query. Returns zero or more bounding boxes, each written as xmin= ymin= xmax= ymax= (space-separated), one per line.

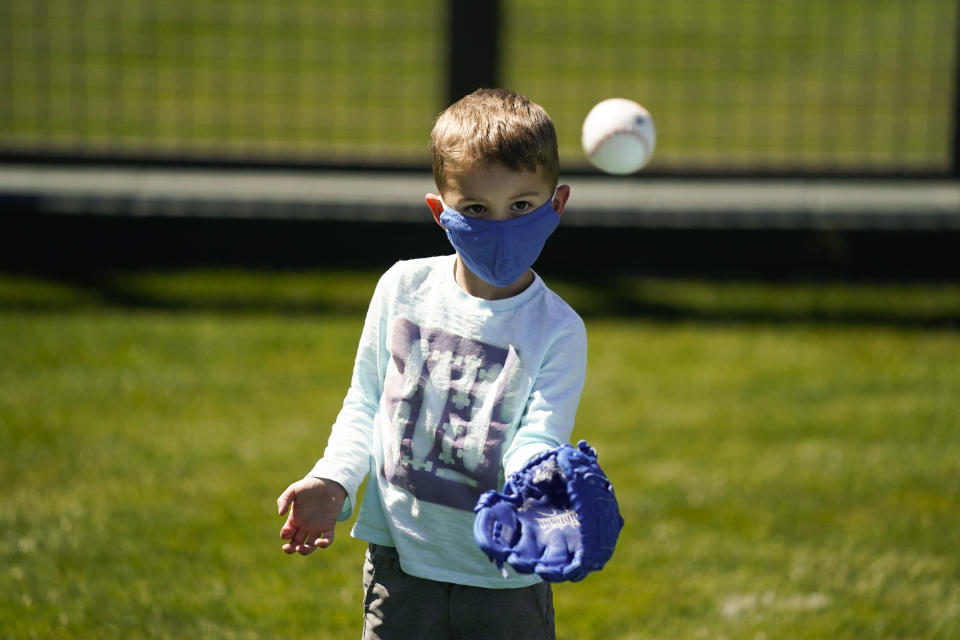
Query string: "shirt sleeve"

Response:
xmin=308 ymin=267 xmax=394 ymax=519
xmin=501 ymin=314 xmax=588 ymax=478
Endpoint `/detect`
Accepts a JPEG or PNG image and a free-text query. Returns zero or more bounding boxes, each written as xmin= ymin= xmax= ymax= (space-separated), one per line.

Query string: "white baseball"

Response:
xmin=581 ymin=98 xmax=656 ymax=175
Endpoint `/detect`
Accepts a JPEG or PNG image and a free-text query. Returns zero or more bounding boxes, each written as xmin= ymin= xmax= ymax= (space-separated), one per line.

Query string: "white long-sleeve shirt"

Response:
xmin=310 ymin=255 xmax=587 ymax=588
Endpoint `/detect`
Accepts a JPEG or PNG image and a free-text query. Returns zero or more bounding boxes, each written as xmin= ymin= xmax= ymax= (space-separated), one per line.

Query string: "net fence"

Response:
xmin=2 ymin=0 xmax=958 ymax=175
xmin=1 ymin=1 xmax=446 ymax=165
xmin=505 ymin=0 xmax=959 ymax=175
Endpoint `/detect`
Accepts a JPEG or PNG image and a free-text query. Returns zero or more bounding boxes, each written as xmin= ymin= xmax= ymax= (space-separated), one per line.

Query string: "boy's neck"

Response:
xmin=453 ymin=256 xmax=534 ymax=300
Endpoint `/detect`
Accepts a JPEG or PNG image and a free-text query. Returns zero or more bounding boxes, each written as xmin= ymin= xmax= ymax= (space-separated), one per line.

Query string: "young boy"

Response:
xmin=276 ymin=88 xmax=587 ymax=640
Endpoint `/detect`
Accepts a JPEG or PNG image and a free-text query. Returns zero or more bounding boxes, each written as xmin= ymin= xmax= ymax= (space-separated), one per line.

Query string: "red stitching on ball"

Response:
xmin=586 ymin=126 xmax=652 ymax=162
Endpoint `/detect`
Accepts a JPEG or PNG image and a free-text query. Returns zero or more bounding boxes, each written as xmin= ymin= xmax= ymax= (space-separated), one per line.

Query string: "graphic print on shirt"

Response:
xmin=381 ymin=317 xmax=522 ymax=511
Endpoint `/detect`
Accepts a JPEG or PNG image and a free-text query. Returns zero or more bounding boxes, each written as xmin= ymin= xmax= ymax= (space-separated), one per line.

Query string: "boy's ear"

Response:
xmin=552 ymin=185 xmax=571 ymax=216
xmin=425 ymin=194 xmax=445 ymax=227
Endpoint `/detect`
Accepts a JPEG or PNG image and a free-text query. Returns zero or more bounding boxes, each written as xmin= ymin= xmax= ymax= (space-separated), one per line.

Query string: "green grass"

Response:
xmin=2 ymin=269 xmax=959 ymax=638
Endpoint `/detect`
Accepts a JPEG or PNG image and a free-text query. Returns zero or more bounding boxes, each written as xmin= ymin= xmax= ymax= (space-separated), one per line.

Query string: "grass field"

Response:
xmin=2 ymin=269 xmax=959 ymax=639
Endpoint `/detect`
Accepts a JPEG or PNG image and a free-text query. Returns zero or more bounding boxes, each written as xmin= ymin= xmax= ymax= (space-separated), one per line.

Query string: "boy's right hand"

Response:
xmin=277 ymin=477 xmax=347 ymax=556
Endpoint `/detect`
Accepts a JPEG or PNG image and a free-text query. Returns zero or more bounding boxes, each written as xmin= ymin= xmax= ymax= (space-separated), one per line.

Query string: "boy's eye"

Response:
xmin=511 ymin=201 xmax=534 ymax=212
xmin=463 ymin=204 xmax=487 ymax=215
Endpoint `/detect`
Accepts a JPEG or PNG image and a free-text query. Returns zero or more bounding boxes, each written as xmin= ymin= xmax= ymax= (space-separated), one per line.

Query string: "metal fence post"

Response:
xmin=953 ymin=4 xmax=960 ymax=177
xmin=447 ymin=0 xmax=501 ymax=106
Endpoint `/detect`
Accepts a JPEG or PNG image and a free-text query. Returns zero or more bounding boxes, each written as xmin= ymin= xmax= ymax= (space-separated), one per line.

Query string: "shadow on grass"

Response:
xmin=0 ymin=271 xmax=376 ymax=317
xmin=1 ymin=270 xmax=959 ymax=330
xmin=553 ymin=276 xmax=960 ymax=330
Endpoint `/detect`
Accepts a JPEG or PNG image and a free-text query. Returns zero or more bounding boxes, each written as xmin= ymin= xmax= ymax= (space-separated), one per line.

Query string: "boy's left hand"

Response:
xmin=277 ymin=477 xmax=347 ymax=556
xmin=473 ymin=441 xmax=624 ymax=582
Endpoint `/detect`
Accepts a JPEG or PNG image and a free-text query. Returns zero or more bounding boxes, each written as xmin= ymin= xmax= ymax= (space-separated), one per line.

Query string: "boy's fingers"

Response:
xmin=277 ymin=486 xmax=296 ymax=515
xmin=294 ymin=527 xmax=309 ymax=546
xmin=281 ymin=526 xmax=307 ymax=553
xmin=297 ymin=539 xmax=316 ymax=556
xmin=295 ymin=528 xmax=320 ymax=555
xmin=301 ymin=527 xmax=335 ymax=553
xmin=317 ymin=529 xmax=335 ymax=548
xmin=280 ymin=527 xmax=334 ymax=555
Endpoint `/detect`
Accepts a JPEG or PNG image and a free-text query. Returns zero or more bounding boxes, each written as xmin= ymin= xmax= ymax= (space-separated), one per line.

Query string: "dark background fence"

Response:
xmin=3 ymin=0 xmax=959 ymax=177
xmin=2 ymin=1 xmax=959 ymax=280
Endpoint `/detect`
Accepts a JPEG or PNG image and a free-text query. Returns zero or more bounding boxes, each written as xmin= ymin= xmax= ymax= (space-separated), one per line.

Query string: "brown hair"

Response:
xmin=430 ymin=88 xmax=559 ymax=191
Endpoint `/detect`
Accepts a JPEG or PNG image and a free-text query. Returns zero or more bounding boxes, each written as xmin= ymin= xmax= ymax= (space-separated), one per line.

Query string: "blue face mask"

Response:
xmin=439 ymin=193 xmax=560 ymax=288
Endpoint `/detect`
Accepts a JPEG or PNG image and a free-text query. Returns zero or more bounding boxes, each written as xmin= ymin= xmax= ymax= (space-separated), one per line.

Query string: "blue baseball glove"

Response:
xmin=473 ymin=440 xmax=624 ymax=582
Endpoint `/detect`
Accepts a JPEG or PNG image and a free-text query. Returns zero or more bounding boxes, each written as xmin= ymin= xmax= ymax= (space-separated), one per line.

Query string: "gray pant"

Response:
xmin=362 ymin=543 xmax=556 ymax=640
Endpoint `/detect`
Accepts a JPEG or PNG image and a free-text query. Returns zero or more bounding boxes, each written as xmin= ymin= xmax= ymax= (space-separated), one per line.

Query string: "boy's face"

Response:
xmin=425 ymin=162 xmax=570 ymax=223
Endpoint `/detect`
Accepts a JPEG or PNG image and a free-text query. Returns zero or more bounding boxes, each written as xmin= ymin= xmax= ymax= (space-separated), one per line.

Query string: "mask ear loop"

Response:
xmin=547 ymin=187 xmax=559 ymax=212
